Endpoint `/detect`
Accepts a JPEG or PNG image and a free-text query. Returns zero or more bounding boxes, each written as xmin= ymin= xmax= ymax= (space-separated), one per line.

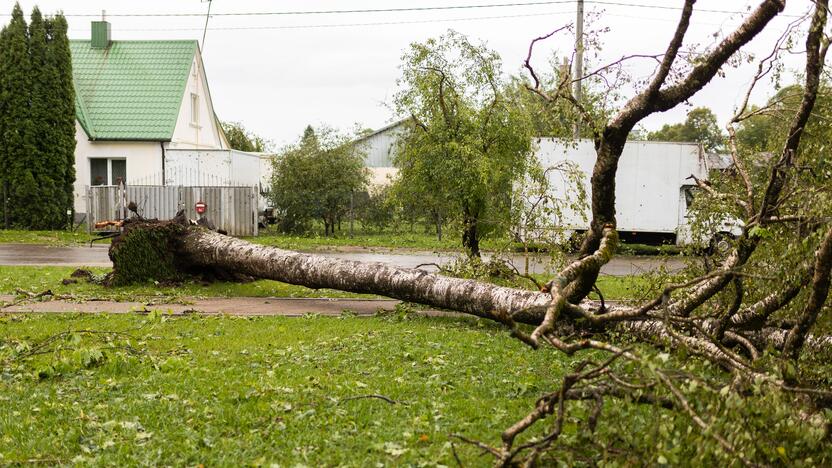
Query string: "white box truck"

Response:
xmin=533 ymin=138 xmax=740 ymax=246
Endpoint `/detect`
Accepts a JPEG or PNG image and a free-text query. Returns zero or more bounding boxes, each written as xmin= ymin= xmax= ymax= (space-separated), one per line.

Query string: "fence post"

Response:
xmin=119 ymin=180 xmax=127 ymax=221
xmin=253 ymin=185 xmax=259 ymax=237
xmin=86 ymin=186 xmax=91 ymax=234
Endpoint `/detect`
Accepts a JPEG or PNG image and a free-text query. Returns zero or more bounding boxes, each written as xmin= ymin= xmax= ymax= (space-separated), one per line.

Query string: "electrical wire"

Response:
xmin=82 ymin=11 xmax=572 ymax=32
xmin=4 ymin=1 xmax=570 ymax=17
xmin=0 ymin=1 xmax=803 ymax=18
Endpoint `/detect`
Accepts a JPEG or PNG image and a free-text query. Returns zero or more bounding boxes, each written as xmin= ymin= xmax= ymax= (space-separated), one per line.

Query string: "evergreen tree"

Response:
xmin=0 ymin=27 xmax=6 ymax=220
xmin=0 ymin=4 xmax=75 ymax=229
xmin=28 ymin=7 xmax=51 ymax=227
xmin=0 ymin=3 xmax=38 ymax=228
xmin=45 ymin=13 xmax=76 ymax=227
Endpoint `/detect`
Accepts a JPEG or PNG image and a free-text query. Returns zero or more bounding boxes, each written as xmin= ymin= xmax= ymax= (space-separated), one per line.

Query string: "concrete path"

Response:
xmin=0 ymin=243 xmax=687 ymax=276
xmin=0 ymin=296 xmax=418 ymax=317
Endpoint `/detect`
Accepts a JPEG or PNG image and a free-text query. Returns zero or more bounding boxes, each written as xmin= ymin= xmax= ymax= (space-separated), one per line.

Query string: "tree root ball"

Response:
xmin=107 ymin=220 xmax=186 ymax=286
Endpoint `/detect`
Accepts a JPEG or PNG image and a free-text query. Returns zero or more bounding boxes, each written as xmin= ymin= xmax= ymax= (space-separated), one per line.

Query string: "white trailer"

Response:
xmin=534 ymin=139 xmax=738 ymax=246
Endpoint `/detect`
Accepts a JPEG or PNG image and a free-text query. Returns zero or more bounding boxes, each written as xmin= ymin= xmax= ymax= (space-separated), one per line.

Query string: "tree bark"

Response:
xmin=177 ymin=227 xmax=547 ymax=323
xmin=783 ymin=225 xmax=832 ymax=359
xmin=109 ymin=220 xmax=832 ymax=358
xmin=461 ymin=208 xmax=480 ymax=258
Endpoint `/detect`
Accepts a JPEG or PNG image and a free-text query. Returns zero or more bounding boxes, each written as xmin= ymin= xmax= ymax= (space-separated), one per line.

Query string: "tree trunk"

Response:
xmin=107 ymin=219 xmax=832 ymax=358
xmin=462 ymin=208 xmax=480 ymax=258
xmin=435 ymin=211 xmax=443 ymax=241
xmin=173 ymin=227 xmax=546 ymax=323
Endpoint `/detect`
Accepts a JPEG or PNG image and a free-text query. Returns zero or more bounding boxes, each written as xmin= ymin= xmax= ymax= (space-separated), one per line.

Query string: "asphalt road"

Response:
xmin=0 ymin=243 xmax=687 ymax=276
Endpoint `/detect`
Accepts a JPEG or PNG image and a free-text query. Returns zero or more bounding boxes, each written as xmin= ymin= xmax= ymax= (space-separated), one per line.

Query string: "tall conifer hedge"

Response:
xmin=0 ymin=3 xmax=75 ymax=229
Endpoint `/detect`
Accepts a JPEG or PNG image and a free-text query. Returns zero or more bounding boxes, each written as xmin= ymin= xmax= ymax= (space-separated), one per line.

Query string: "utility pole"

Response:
xmin=201 ymin=0 xmax=213 ymax=50
xmin=573 ymin=0 xmax=584 ymax=140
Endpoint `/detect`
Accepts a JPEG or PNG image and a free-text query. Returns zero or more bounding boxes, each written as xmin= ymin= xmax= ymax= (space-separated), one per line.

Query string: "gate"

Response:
xmin=87 ymin=184 xmax=259 ymax=236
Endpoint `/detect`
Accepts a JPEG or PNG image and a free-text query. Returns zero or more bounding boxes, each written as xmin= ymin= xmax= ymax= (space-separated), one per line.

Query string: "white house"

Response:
xmin=70 ymin=20 xmax=232 ymax=217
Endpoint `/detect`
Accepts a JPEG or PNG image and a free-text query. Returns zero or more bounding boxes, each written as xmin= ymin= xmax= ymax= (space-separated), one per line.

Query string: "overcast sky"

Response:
xmin=0 ymin=0 xmax=813 ymax=147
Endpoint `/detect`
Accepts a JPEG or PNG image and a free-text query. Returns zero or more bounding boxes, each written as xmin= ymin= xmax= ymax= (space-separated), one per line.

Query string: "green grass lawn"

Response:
xmin=0 ymin=265 xmax=649 ymax=303
xmin=250 ymin=230 xmax=471 ymax=251
xmin=2 ymin=313 xmax=828 ymax=466
xmin=0 ymin=266 xmax=369 ymax=302
xmin=0 ymin=229 xmax=95 ymax=246
xmin=0 ymin=313 xmax=576 ymax=466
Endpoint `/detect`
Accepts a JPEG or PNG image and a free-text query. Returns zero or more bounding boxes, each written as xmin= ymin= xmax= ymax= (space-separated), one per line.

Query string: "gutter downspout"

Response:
xmin=160 ymin=142 xmax=166 ymax=186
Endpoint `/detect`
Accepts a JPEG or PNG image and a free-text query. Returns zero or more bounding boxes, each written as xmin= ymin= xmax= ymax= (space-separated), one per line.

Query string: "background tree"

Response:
xmin=732 ymin=84 xmax=827 ymax=153
xmin=354 ymin=185 xmax=397 ymax=234
xmin=647 ymin=106 xmax=725 ymax=151
xmin=28 ymin=7 xmax=49 ymax=224
xmin=221 ymin=121 xmax=271 ymax=153
xmin=392 ymin=31 xmax=534 ymax=257
xmin=0 ymin=4 xmax=36 ymax=228
xmin=387 ymin=145 xmax=456 ymax=241
xmin=0 ymin=4 xmax=74 ymax=229
xmin=269 ymin=126 xmax=368 ymax=235
xmin=505 ymin=56 xmax=608 ymax=139
xmin=46 ymin=13 xmax=76 ymax=227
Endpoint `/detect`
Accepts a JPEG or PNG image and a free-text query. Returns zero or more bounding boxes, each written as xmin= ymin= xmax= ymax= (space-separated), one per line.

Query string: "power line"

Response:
xmin=0 ymin=1 xmax=803 ymax=18
xmin=85 ymin=11 xmax=571 ymax=32
xmin=4 ymin=1 xmax=572 ymax=17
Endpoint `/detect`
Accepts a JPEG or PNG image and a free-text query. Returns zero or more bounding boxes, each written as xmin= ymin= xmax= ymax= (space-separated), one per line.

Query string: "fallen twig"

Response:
xmin=338 ymin=394 xmax=398 ymax=405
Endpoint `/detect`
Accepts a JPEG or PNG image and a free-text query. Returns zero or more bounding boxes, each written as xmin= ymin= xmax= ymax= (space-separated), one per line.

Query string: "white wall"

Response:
xmin=535 ymin=139 xmax=708 ymax=234
xmin=369 ymin=167 xmax=398 ymax=187
xmin=164 ymin=149 xmax=261 ymax=187
xmin=357 ymin=123 xmax=405 ymax=168
xmin=73 ymin=121 xmax=163 ymax=214
xmin=259 ymin=154 xmax=274 ymax=192
xmin=169 ymin=52 xmax=226 ymax=150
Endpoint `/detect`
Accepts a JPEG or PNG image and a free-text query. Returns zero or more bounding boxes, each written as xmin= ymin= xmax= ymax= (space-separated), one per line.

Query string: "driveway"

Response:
xmin=0 ymin=243 xmax=687 ymax=276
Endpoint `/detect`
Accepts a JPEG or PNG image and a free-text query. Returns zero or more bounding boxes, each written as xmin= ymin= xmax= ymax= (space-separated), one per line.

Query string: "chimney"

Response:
xmin=91 ymin=11 xmax=111 ymax=49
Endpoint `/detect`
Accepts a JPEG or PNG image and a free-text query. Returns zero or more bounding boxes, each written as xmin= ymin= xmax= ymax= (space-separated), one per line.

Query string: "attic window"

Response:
xmin=190 ymin=93 xmax=199 ymax=126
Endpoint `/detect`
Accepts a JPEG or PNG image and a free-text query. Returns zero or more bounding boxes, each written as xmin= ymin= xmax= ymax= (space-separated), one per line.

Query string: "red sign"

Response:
xmin=195 ymin=201 xmax=207 ymax=214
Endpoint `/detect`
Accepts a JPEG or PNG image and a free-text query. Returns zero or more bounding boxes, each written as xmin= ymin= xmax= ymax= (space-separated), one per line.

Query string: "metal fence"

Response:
xmin=87 ymin=184 xmax=259 ymax=236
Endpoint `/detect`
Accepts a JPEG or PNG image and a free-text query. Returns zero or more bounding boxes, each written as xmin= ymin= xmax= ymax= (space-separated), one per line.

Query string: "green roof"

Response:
xmin=70 ymin=40 xmax=197 ymax=141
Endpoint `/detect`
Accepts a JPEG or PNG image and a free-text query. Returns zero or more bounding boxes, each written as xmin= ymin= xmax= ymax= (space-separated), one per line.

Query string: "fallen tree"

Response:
xmin=109 ymin=217 xmax=832 ymax=359
xmin=108 ymin=0 xmax=832 ymax=464
xmin=109 ymin=213 xmax=832 ymax=464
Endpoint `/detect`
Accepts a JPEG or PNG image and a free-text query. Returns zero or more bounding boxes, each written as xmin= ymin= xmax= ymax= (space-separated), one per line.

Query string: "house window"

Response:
xmin=190 ymin=93 xmax=199 ymax=126
xmin=90 ymin=158 xmax=127 ymax=186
